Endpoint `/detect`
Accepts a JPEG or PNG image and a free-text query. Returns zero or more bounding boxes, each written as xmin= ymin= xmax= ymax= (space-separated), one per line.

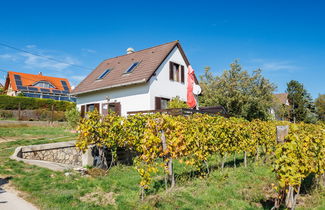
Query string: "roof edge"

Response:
xmin=71 ymin=79 xmax=146 ymax=95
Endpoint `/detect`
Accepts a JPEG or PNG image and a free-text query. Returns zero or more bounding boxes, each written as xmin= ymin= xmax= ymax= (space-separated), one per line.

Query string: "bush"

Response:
xmin=167 ymin=96 xmax=189 ymax=109
xmin=65 ymin=106 xmax=80 ymax=129
xmin=0 ymin=95 xmax=75 ymax=111
xmin=0 ymin=110 xmax=14 ymax=119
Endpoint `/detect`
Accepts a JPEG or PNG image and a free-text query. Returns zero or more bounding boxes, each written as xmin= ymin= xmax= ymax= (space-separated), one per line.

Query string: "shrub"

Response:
xmin=0 ymin=110 xmax=14 ymax=119
xmin=65 ymin=106 xmax=80 ymax=129
xmin=0 ymin=95 xmax=75 ymax=111
xmin=167 ymin=96 xmax=189 ymax=109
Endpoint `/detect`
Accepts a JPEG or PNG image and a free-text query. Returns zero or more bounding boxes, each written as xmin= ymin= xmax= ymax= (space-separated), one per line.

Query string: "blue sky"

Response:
xmin=0 ymin=0 xmax=324 ymax=98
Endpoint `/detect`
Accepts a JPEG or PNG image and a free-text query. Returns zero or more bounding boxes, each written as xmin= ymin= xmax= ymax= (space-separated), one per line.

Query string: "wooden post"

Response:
xmin=244 ymin=151 xmax=247 ymax=167
xmin=51 ymin=104 xmax=54 ymax=124
xmin=161 ymin=130 xmax=175 ymax=189
xmin=18 ymin=102 xmax=21 ymax=121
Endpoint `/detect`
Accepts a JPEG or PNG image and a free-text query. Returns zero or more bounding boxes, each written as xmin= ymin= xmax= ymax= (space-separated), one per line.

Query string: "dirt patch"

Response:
xmin=86 ymin=168 xmax=107 ymax=177
xmin=80 ymin=190 xmax=116 ymax=206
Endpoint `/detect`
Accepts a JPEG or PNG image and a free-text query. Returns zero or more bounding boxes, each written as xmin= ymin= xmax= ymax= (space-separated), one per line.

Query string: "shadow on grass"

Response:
xmin=0 ymin=176 xmax=12 ymax=203
xmin=147 ymin=156 xmax=249 ymax=195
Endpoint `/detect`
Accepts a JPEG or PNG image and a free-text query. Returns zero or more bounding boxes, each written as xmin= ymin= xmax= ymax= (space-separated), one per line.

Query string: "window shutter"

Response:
xmin=169 ymin=62 xmax=174 ymax=81
xmin=81 ymin=105 xmax=85 ymax=118
xmin=181 ymin=65 xmax=185 ymax=83
xmin=115 ymin=102 xmax=121 ymax=116
xmin=94 ymin=103 xmax=100 ymax=112
xmin=155 ymin=97 xmax=161 ymax=110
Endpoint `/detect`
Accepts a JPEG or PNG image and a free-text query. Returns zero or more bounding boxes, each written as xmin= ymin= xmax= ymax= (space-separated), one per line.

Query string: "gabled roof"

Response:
xmin=274 ymin=93 xmax=289 ymax=105
xmin=72 ymin=41 xmax=191 ymax=95
xmin=5 ymin=71 xmax=71 ymax=92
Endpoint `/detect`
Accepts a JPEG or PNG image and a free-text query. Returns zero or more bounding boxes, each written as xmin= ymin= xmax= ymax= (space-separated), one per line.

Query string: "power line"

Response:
xmin=0 ymin=42 xmax=93 ymax=70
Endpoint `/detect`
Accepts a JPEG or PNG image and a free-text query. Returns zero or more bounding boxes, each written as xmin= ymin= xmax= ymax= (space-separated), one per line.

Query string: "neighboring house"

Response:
xmin=270 ymin=93 xmax=290 ymax=120
xmin=0 ymin=82 xmax=3 ymax=88
xmin=72 ymin=40 xmax=198 ymax=116
xmin=4 ymin=71 xmax=76 ymax=102
xmin=274 ymin=93 xmax=290 ymax=106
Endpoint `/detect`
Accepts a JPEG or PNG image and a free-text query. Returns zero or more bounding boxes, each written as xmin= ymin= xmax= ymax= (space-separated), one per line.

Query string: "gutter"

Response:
xmin=71 ymin=79 xmax=146 ymax=96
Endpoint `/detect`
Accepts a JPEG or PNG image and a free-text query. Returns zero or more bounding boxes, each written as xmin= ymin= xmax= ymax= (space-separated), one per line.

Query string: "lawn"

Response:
xmin=0 ymin=126 xmax=325 ymax=209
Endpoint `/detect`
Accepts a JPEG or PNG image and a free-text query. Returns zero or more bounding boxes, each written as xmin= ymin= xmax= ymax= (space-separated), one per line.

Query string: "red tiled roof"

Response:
xmin=72 ymin=41 xmax=192 ymax=95
xmin=6 ymin=71 xmax=71 ymax=92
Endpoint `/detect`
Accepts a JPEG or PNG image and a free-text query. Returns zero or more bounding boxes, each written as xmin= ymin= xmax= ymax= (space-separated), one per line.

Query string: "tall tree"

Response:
xmin=286 ymin=80 xmax=316 ymax=123
xmin=199 ymin=60 xmax=276 ymax=120
xmin=315 ymin=94 xmax=325 ymax=121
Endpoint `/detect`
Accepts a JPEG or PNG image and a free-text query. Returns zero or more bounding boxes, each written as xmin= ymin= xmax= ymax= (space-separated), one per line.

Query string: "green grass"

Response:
xmin=0 ymin=127 xmax=325 ymax=209
xmin=0 ymin=125 xmax=74 ymax=138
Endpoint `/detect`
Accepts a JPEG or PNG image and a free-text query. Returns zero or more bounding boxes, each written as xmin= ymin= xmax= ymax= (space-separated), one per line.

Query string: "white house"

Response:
xmin=72 ymin=41 xmax=198 ymax=116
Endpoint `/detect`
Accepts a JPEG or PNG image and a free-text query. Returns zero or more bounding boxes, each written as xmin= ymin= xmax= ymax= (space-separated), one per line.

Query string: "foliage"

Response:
xmin=272 ymin=103 xmax=290 ymax=121
xmin=315 ymin=94 xmax=325 ymax=121
xmin=65 ymin=106 xmax=80 ymax=129
xmin=77 ymin=111 xmax=325 ymax=209
xmin=286 ymin=80 xmax=316 ymax=123
xmin=199 ymin=61 xmax=276 ymax=120
xmin=0 ymin=110 xmax=14 ymax=119
xmin=0 ymin=95 xmax=75 ymax=111
xmin=0 ymin=87 xmax=4 ymax=95
xmin=167 ymin=96 xmax=189 ymax=109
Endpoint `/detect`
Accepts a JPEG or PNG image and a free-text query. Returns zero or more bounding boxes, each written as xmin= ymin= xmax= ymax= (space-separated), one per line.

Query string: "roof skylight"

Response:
xmin=97 ymin=69 xmax=111 ymax=80
xmin=124 ymin=62 xmax=139 ymax=74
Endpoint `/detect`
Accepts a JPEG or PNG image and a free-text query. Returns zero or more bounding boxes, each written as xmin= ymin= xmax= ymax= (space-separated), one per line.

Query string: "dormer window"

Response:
xmin=97 ymin=69 xmax=111 ymax=80
xmin=33 ymin=81 xmax=55 ymax=88
xmin=124 ymin=62 xmax=139 ymax=74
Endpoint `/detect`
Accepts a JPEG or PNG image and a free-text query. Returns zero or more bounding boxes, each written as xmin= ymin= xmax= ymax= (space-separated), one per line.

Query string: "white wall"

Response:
xmin=76 ymin=84 xmax=150 ymax=116
xmin=76 ymin=46 xmax=189 ymax=115
xmin=148 ymin=46 xmax=188 ymax=108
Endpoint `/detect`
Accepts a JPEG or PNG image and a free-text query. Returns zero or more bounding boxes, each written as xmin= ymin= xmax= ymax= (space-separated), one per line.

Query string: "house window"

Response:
xmin=169 ymin=62 xmax=185 ymax=83
xmin=86 ymin=103 xmax=99 ymax=112
xmin=155 ymin=97 xmax=170 ymax=110
xmin=33 ymin=81 xmax=55 ymax=89
xmin=102 ymin=102 xmax=121 ymax=116
xmin=124 ymin=62 xmax=139 ymax=74
xmin=97 ymin=69 xmax=111 ymax=80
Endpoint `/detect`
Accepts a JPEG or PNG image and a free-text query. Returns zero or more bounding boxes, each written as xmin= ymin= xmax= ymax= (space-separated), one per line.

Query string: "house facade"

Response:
xmin=4 ymin=71 xmax=76 ymax=102
xmin=72 ymin=41 xmax=197 ymax=116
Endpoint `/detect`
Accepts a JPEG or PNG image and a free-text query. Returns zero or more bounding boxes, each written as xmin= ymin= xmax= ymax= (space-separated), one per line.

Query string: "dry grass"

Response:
xmin=80 ymin=190 xmax=117 ymax=206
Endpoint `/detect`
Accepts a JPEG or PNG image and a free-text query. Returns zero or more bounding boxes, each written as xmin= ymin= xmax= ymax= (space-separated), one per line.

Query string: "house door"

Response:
xmin=102 ymin=102 xmax=121 ymax=116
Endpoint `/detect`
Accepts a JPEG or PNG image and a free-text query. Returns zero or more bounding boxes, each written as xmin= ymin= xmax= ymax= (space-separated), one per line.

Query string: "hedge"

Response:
xmin=0 ymin=95 xmax=75 ymax=111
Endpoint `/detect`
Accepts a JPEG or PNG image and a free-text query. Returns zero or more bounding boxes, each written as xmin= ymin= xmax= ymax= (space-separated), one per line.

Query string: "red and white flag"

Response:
xmin=187 ymin=65 xmax=196 ymax=108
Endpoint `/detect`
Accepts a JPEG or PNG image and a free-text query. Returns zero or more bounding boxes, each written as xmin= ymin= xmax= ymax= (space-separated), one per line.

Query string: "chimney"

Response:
xmin=126 ymin=47 xmax=135 ymax=54
xmin=39 ymin=72 xmax=42 ymax=75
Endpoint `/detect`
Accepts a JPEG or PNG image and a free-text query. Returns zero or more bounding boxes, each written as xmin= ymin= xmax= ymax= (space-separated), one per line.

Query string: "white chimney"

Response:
xmin=126 ymin=47 xmax=135 ymax=54
xmin=39 ymin=72 xmax=42 ymax=75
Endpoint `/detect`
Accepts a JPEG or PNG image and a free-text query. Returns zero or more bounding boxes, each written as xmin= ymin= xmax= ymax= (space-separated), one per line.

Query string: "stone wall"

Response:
xmin=18 ymin=141 xmax=85 ymax=167
xmin=22 ymin=146 xmax=82 ymax=166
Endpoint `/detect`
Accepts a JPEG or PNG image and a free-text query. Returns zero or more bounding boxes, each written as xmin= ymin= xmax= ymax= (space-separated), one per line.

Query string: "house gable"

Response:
xmin=72 ymin=41 xmax=196 ymax=95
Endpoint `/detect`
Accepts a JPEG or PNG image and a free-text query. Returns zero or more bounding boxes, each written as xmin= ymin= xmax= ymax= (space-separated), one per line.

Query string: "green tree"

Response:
xmin=286 ymin=80 xmax=316 ymax=123
xmin=65 ymin=106 xmax=80 ymax=129
xmin=315 ymin=94 xmax=325 ymax=121
xmin=199 ymin=60 xmax=276 ymax=120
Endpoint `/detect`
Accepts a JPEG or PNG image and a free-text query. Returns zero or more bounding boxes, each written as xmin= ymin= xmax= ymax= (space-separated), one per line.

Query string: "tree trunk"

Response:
xmin=98 ymin=147 xmax=109 ymax=169
xmin=233 ymin=152 xmax=236 ymax=168
xmin=255 ymin=147 xmax=259 ymax=162
xmin=161 ymin=130 xmax=175 ymax=189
